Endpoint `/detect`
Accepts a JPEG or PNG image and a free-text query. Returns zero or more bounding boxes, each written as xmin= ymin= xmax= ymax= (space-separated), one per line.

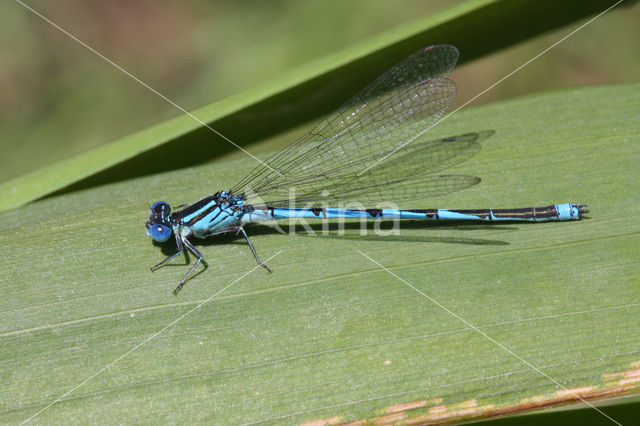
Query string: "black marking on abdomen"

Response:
xmin=406 ymin=209 xmax=439 ymax=219
xmin=448 ymin=209 xmax=493 ymax=220
xmin=310 ymin=208 xmax=327 ymax=219
xmin=365 ymin=209 xmax=383 ymax=218
xmin=447 ymin=205 xmax=560 ymax=220
xmin=492 ymin=205 xmax=559 ymax=219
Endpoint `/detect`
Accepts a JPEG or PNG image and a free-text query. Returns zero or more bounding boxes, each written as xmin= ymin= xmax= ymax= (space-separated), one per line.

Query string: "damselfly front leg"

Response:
xmin=172 ymin=236 xmax=204 ymax=295
xmin=150 ymin=233 xmax=184 ymax=272
xmin=149 ymin=231 xmax=204 ymax=295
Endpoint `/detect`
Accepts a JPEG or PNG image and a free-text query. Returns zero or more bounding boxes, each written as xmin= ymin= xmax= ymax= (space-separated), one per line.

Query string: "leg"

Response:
xmin=173 ymin=237 xmax=204 ymax=295
xmin=204 ymin=226 xmax=271 ymax=272
xmin=151 ymin=234 xmax=184 ymax=271
xmin=237 ymin=227 xmax=272 ymax=273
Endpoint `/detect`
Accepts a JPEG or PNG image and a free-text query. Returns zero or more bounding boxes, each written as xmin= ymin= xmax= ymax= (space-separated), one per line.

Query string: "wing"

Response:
xmin=231 ymin=45 xmax=487 ymax=207
xmin=242 ymin=132 xmax=492 ymax=207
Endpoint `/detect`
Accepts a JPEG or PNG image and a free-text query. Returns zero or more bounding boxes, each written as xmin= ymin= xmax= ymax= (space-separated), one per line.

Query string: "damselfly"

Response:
xmin=145 ymin=44 xmax=587 ymax=294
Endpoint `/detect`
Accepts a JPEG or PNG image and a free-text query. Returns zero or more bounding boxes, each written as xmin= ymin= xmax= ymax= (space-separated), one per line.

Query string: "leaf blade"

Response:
xmin=1 ymin=82 xmax=639 ymax=423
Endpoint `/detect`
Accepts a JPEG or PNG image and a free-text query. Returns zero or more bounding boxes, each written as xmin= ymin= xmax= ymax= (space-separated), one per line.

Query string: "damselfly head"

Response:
xmin=146 ymin=201 xmax=172 ymax=242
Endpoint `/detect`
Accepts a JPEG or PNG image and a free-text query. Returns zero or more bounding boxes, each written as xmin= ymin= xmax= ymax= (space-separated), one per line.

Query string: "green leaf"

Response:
xmin=0 ymin=0 xmax=628 ymax=212
xmin=2 ymin=83 xmax=639 ymax=423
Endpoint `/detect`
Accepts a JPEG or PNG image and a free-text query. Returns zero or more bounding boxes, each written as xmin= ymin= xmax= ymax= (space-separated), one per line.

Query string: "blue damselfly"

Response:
xmin=145 ymin=45 xmax=587 ymax=294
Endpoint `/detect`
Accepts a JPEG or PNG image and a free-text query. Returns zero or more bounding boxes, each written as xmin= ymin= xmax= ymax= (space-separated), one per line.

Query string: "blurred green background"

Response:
xmin=2 ymin=0 xmax=639 ymax=185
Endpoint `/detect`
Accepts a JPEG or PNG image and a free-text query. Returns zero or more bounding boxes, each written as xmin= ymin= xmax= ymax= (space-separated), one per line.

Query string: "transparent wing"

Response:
xmin=244 ymin=132 xmax=492 ymax=207
xmin=230 ymin=45 xmax=488 ymax=207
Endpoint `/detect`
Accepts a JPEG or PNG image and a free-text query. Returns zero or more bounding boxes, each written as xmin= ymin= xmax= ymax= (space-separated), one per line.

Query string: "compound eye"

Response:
xmin=148 ymin=223 xmax=172 ymax=242
xmin=151 ymin=201 xmax=171 ymax=216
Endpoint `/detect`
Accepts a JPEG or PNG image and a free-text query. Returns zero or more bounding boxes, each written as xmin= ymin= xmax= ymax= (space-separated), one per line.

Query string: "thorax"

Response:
xmin=171 ymin=191 xmax=245 ymax=238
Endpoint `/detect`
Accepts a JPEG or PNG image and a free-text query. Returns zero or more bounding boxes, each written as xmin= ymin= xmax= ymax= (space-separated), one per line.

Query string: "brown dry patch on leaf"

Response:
xmin=372 ymin=412 xmax=405 ymax=424
xmin=301 ymin=416 xmax=343 ymax=426
xmin=427 ymin=405 xmax=446 ymax=415
xmin=384 ymin=399 xmax=440 ymax=414
xmin=304 ymin=361 xmax=640 ymax=425
xmin=603 ymin=367 xmax=640 ymax=386
xmin=407 ymin=401 xmax=495 ymax=425
xmin=554 ymin=386 xmax=596 ymax=398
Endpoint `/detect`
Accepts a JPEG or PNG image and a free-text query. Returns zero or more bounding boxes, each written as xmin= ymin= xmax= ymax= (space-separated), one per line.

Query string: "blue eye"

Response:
xmin=148 ymin=224 xmax=172 ymax=242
